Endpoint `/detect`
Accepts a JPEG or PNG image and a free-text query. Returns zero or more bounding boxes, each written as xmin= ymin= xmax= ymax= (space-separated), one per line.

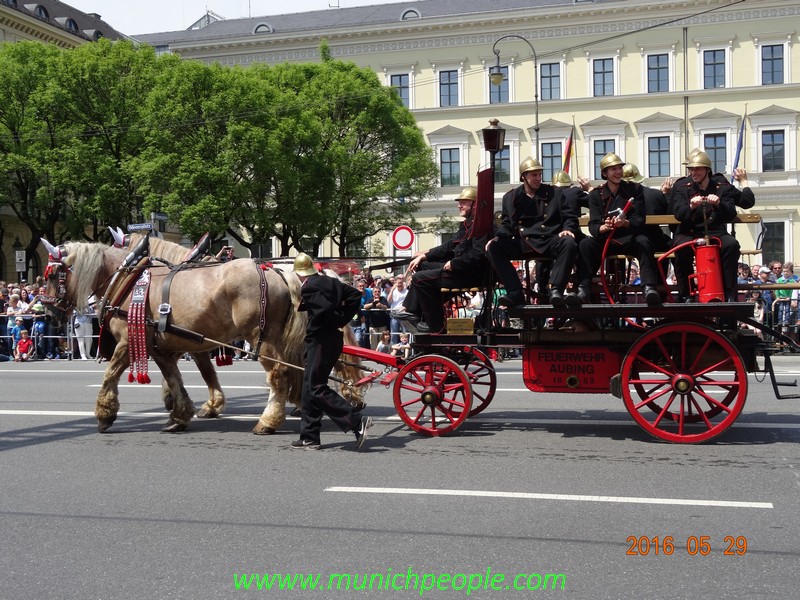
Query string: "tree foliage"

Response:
xmin=0 ymin=40 xmax=438 ymax=257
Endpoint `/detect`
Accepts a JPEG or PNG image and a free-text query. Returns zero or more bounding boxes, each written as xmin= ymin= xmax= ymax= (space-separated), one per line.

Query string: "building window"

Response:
xmin=401 ymin=9 xmax=421 ymax=20
xmin=762 ymin=221 xmax=786 ymax=264
xmin=494 ymin=146 xmax=511 ymax=184
xmin=762 ymin=44 xmax=784 ymax=85
xmin=593 ymin=58 xmax=614 ymax=97
xmin=703 ymin=49 xmax=725 ymax=89
xmin=541 ymin=63 xmax=560 ymax=100
xmin=440 ymin=148 xmax=460 ymax=187
xmin=593 ymin=139 xmax=615 ymax=179
xmin=490 ymin=66 xmax=509 ymax=104
xmin=439 ymin=70 xmax=458 ymax=107
xmin=647 ymin=54 xmax=669 ymax=93
xmin=541 ymin=142 xmax=562 ymax=183
xmin=34 ymin=5 xmax=49 ymax=19
xmin=647 ymin=136 xmax=670 ymax=177
xmin=390 ymin=74 xmax=409 ymax=108
xmin=762 ymin=130 xmax=785 ymax=172
xmin=703 ymin=134 xmax=727 ymax=174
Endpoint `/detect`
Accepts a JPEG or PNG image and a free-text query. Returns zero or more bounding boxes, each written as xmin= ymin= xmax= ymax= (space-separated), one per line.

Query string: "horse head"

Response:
xmin=39 ymin=238 xmax=72 ymax=320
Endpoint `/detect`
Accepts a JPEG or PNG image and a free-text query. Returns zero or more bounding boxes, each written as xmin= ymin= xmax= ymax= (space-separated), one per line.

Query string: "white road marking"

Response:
xmin=1 ymin=410 xmax=798 ymax=429
xmin=326 ymin=486 xmax=773 ymax=509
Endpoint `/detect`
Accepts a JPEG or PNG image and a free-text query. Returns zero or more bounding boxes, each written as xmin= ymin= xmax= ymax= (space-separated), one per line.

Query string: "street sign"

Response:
xmin=391 ymin=225 xmax=415 ymax=250
xmin=151 ymin=212 xmax=168 ymax=222
xmin=127 ymin=223 xmax=153 ymax=232
xmin=15 ymin=250 xmax=25 ymax=272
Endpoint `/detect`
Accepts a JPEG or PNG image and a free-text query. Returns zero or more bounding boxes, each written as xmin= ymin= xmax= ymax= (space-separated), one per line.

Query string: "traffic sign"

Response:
xmin=391 ymin=225 xmax=415 ymax=250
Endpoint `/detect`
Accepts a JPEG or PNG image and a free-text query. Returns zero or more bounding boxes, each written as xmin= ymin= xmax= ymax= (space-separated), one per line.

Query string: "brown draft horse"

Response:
xmin=42 ymin=240 xmax=313 ymax=434
xmin=124 ymin=233 xmax=365 ymax=422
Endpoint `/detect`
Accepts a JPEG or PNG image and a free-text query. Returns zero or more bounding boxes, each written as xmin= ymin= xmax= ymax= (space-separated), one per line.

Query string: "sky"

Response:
xmin=66 ymin=0 xmax=405 ymax=36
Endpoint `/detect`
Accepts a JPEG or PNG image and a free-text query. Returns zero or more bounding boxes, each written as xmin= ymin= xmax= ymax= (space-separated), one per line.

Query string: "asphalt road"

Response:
xmin=2 ymin=355 xmax=799 ymax=599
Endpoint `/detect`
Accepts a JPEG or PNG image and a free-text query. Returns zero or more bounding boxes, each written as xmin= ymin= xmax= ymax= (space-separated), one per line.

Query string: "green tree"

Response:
xmin=52 ymin=39 xmax=164 ymax=238
xmin=282 ymin=50 xmax=438 ymax=256
xmin=0 ymin=41 xmax=75 ymax=255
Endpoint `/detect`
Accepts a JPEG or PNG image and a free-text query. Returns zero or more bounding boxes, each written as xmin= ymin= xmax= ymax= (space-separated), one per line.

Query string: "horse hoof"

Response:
xmin=252 ymin=423 xmax=275 ymax=435
xmin=97 ymin=419 xmax=115 ymax=433
xmin=162 ymin=421 xmax=188 ymax=433
xmin=196 ymin=407 xmax=219 ymax=419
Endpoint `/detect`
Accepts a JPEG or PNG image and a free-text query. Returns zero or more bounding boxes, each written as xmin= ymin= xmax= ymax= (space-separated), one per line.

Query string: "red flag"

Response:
xmin=562 ymin=127 xmax=574 ymax=174
xmin=471 ymin=167 xmax=495 ymax=239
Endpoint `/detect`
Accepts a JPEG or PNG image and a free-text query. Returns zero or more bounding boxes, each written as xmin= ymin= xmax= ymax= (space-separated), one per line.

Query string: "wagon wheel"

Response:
xmin=620 ymin=322 xmax=747 ymax=443
xmin=447 ymin=347 xmax=497 ymax=417
xmin=393 ymin=354 xmax=473 ymax=436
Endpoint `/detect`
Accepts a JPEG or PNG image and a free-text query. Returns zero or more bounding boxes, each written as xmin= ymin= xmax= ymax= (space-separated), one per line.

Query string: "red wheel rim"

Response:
xmin=448 ymin=347 xmax=497 ymax=417
xmin=393 ymin=355 xmax=472 ymax=436
xmin=621 ymin=323 xmax=747 ymax=443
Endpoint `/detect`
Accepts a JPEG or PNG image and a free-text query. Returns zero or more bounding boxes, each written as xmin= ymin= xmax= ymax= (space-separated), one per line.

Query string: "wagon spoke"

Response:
xmin=687 ymin=336 xmax=713 ymax=373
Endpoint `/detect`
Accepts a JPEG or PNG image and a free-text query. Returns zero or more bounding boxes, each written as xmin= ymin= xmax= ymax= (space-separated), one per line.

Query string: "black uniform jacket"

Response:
xmin=425 ymin=214 xmax=491 ymax=274
xmin=670 ymin=174 xmax=738 ymax=236
xmin=587 ymin=180 xmax=646 ymax=245
xmin=299 ymin=274 xmax=362 ymax=338
xmin=497 ymin=184 xmax=577 ymax=253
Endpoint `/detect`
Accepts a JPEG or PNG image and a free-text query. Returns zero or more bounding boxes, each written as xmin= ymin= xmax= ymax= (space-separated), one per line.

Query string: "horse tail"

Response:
xmin=280 ymin=271 xmax=307 ymax=407
xmin=338 ymin=324 xmax=366 ymax=407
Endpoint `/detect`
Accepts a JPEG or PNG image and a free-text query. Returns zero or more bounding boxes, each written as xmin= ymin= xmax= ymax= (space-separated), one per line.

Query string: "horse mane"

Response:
xmin=62 ymin=242 xmax=117 ymax=312
xmin=128 ymin=233 xmax=215 ymax=265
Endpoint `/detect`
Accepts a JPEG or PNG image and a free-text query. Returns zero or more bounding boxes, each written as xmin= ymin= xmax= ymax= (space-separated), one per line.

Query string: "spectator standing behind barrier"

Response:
xmin=575 ymin=153 xmax=661 ymax=306
xmin=753 ymin=266 xmax=775 ymax=325
xmin=775 ymin=263 xmax=799 ymax=336
xmin=385 ymin=277 xmax=408 ymax=342
xmin=364 ymin=283 xmax=390 ymax=349
xmin=0 ymin=287 xmax=8 ymax=354
xmin=349 ymin=279 xmax=372 ymax=349
xmin=291 ymin=253 xmax=372 ymax=450
xmin=669 ymin=150 xmax=740 ymax=303
xmin=487 ymin=157 xmax=579 ymax=308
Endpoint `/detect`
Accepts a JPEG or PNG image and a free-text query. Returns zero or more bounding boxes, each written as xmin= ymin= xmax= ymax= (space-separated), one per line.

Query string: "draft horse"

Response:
xmin=42 ymin=239 xmax=308 ymax=434
xmin=119 ymin=232 xmax=366 ymax=423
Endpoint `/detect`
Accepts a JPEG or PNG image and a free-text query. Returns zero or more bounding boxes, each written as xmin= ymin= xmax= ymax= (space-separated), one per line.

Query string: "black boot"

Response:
xmin=549 ymin=289 xmax=566 ymax=307
xmin=577 ymin=285 xmax=592 ymax=304
xmin=645 ymin=285 xmax=661 ymax=306
xmin=498 ymin=290 xmax=525 ymax=308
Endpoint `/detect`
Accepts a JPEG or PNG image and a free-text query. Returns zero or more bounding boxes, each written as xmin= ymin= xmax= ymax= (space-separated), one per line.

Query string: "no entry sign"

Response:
xmin=391 ymin=225 xmax=415 ymax=250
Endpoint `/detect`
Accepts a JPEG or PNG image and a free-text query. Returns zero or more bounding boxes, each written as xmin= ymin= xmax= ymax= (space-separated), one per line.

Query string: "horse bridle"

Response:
xmin=40 ymin=240 xmax=74 ymax=314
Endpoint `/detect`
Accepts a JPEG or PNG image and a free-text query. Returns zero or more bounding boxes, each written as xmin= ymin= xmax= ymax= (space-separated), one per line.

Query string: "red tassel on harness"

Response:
xmin=128 ymin=269 xmax=152 ymax=384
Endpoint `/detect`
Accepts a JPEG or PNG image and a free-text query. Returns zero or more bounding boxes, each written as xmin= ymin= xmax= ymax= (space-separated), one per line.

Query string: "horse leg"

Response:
xmin=193 ymin=351 xmax=227 ymax=418
xmin=152 ymin=354 xmax=195 ymax=433
xmin=252 ymin=358 xmax=290 ymax=435
xmin=95 ymin=342 xmax=130 ymax=433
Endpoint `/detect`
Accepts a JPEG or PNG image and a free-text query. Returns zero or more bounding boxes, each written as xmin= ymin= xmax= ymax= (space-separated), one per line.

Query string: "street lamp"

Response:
xmin=489 ymin=34 xmax=540 ymax=159
xmin=12 ymin=236 xmax=24 ymax=283
xmin=482 ymin=117 xmax=506 ymax=172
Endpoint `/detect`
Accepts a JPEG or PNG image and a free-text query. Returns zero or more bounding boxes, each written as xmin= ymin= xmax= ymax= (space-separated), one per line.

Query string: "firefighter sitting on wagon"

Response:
xmin=575 ymin=152 xmax=661 ymax=306
xmin=391 ymin=186 xmax=492 ymax=334
xmin=669 ymin=150 xmax=740 ymax=302
xmin=486 ymin=157 xmax=579 ymax=308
